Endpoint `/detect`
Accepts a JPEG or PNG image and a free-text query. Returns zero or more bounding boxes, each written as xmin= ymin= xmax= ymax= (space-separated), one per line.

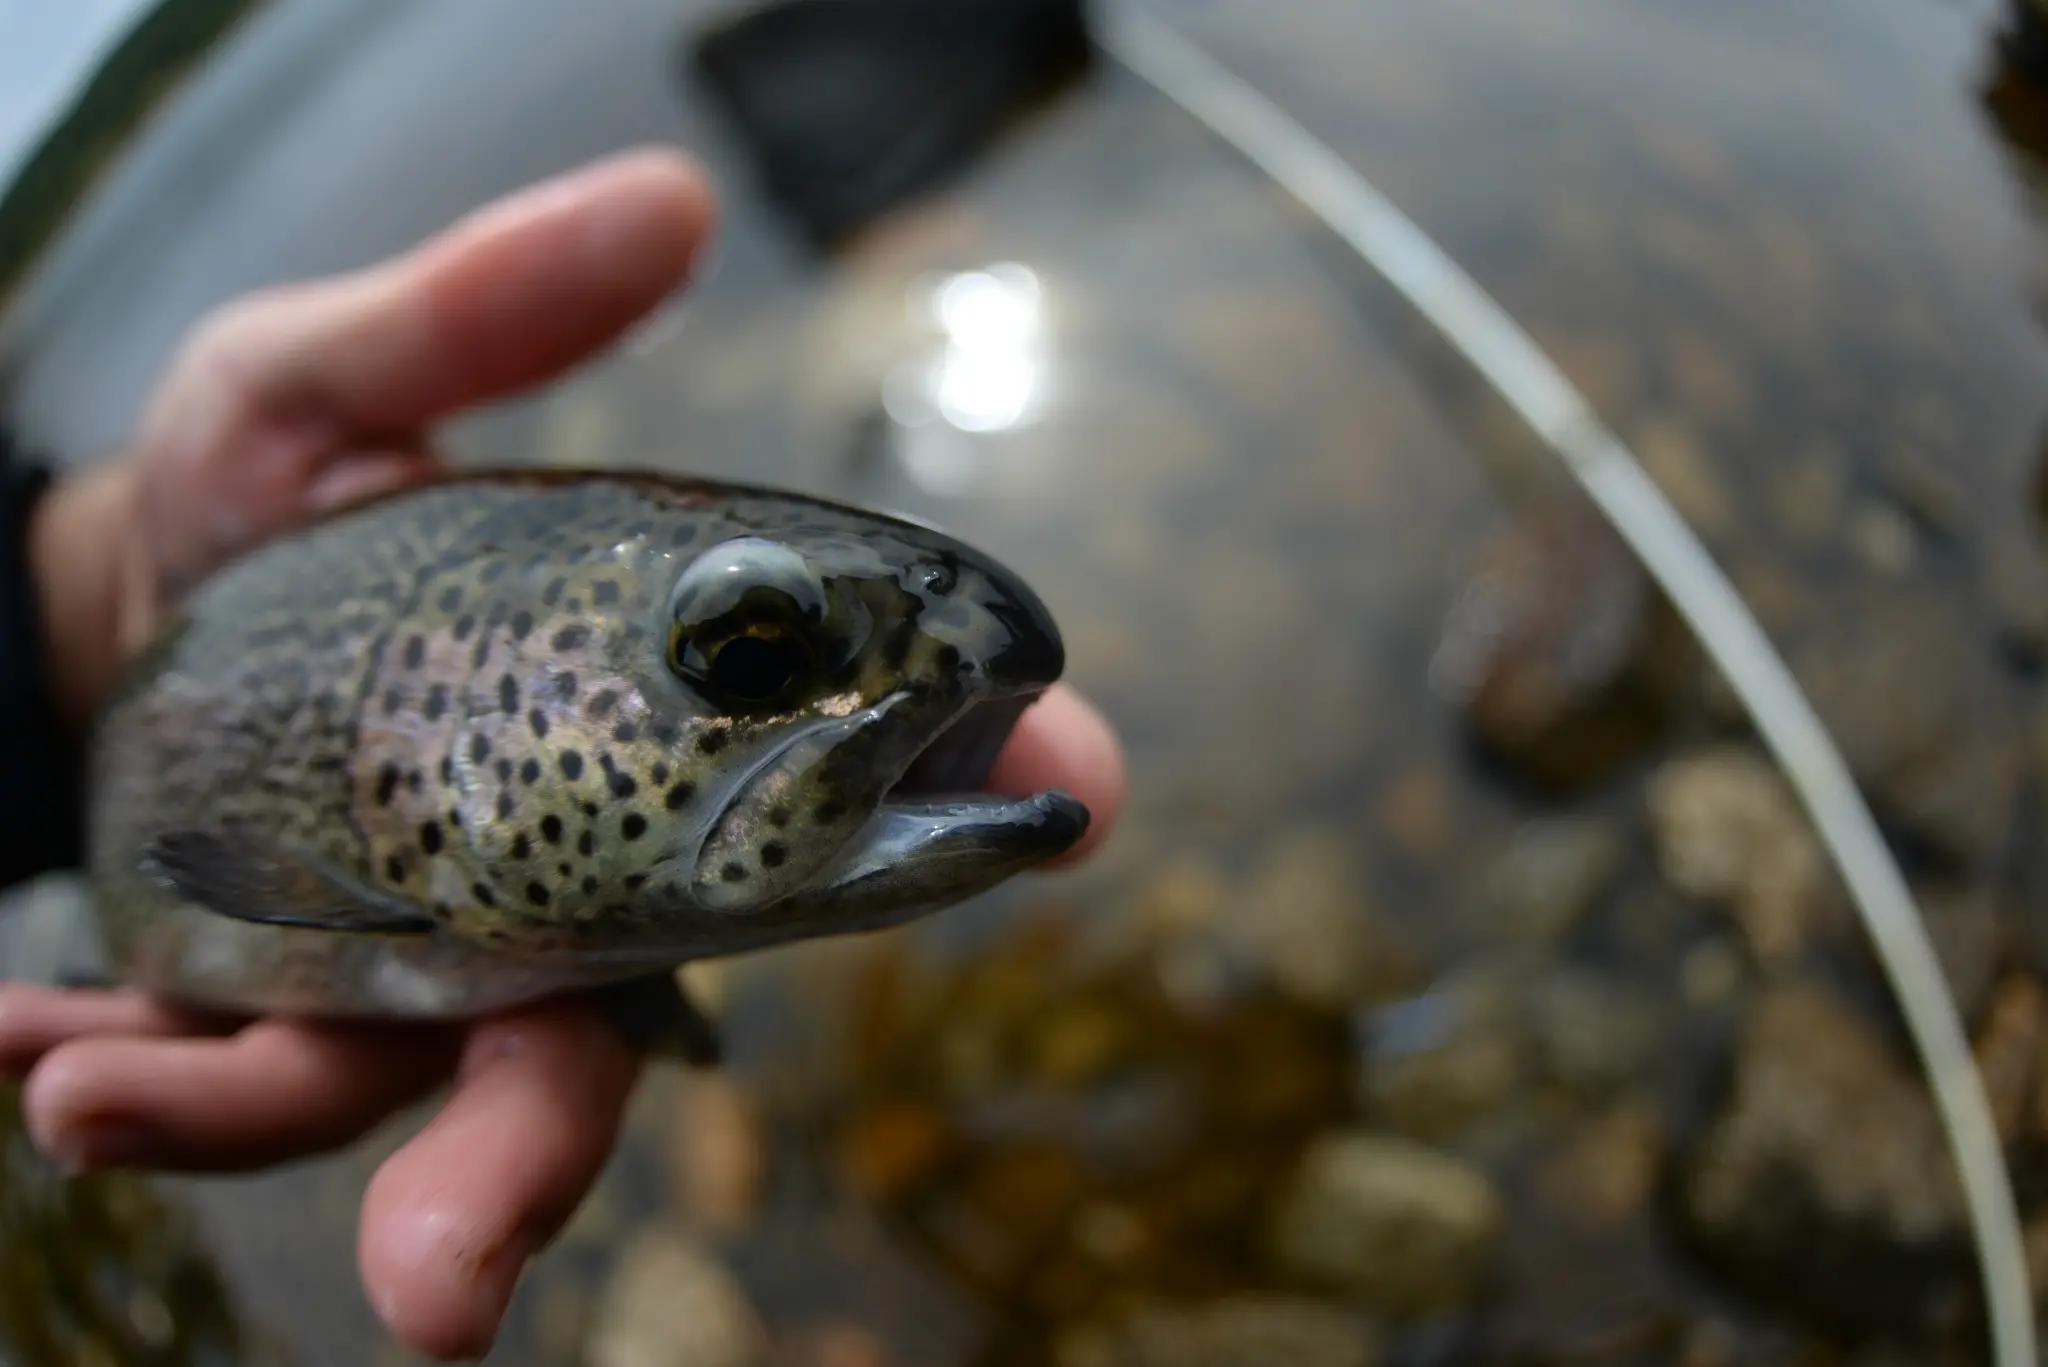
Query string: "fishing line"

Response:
xmin=1096 ymin=9 xmax=2034 ymax=1364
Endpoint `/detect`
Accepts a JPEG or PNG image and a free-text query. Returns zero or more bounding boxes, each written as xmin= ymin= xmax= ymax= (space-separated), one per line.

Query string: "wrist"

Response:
xmin=27 ymin=457 xmax=144 ymax=731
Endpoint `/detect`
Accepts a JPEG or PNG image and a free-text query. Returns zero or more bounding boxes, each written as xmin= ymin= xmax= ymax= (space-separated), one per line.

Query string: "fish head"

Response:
xmin=472 ymin=484 xmax=1085 ymax=954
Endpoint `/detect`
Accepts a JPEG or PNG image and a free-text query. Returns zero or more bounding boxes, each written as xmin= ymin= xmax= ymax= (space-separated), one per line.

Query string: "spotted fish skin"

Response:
xmin=88 ymin=470 xmax=1084 ymax=1021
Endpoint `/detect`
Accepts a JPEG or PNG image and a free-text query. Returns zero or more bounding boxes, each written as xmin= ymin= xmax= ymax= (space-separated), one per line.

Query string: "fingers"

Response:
xmin=0 ymin=984 xmax=230 ymax=1078
xmin=203 ymin=145 xmax=718 ymax=433
xmin=358 ymin=1003 xmax=641 ymax=1362
xmin=18 ymin=1017 xmax=459 ymax=1173
xmin=987 ymin=683 xmax=1126 ymax=866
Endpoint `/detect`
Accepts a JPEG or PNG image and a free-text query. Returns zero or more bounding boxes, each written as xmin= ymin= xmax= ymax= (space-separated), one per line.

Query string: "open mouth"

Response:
xmin=891 ymin=691 xmax=1040 ymax=799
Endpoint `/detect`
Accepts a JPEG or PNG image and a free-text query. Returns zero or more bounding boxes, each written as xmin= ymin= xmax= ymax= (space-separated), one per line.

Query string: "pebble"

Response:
xmin=1679 ymin=984 xmax=1970 ymax=1332
xmin=586 ymin=1229 xmax=769 ymax=1367
xmin=1480 ymin=815 xmax=1625 ymax=945
xmin=1054 ymin=1296 xmax=1379 ymax=1367
xmin=1646 ymin=749 xmax=1833 ymax=970
xmin=1267 ymin=1132 xmax=1502 ymax=1317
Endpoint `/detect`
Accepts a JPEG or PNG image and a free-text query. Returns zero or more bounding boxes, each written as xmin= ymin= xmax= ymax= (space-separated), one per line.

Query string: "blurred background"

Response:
xmin=6 ymin=0 xmax=2048 ymax=1363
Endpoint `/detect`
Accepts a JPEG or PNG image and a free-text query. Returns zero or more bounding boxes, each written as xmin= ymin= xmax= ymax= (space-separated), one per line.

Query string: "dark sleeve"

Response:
xmin=0 ymin=428 xmax=87 ymax=888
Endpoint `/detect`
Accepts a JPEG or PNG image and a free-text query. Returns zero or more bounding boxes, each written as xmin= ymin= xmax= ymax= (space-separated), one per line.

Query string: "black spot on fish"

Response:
xmin=375 ymin=763 xmax=401 ymax=807
xmin=554 ymin=672 xmax=578 ymax=701
xmin=425 ymin=684 xmax=449 ymax=722
xmin=816 ymin=800 xmax=846 ymax=823
xmin=671 ymin=525 xmax=699 ymax=548
xmin=613 ymin=720 xmax=638 ymax=744
xmin=497 ymin=792 xmax=516 ymax=821
xmin=495 ymin=758 xmax=512 ymax=782
xmin=526 ymin=882 xmax=550 ymax=908
xmin=767 ymin=804 xmax=790 ymax=827
xmin=649 ymin=719 xmax=678 ymax=746
xmin=560 ymin=751 xmax=583 ymax=781
xmin=762 ymin=842 xmax=787 ymax=868
xmin=593 ymin=580 xmax=621 ymax=607
xmin=553 ymin=625 xmax=589 ymax=651
xmin=382 ymin=687 xmax=403 ymax=716
xmin=511 ymin=610 xmax=534 ymax=641
xmin=438 ymin=585 xmax=463 ymax=613
xmin=528 ymin=708 xmax=550 ymax=740
xmin=407 ymin=770 xmax=424 ymax=794
xmin=542 ymin=577 xmax=566 ymax=607
xmin=566 ymin=597 xmax=583 ymax=613
xmin=512 ymin=833 xmax=532 ymax=860
xmin=721 ymin=861 xmax=747 ymax=883
xmin=582 ymin=875 xmax=600 ymax=894
xmin=579 ymin=830 xmax=597 ymax=857
xmin=403 ymin=635 xmax=426 ymax=669
xmin=665 ymin=781 xmax=695 ymax=810
xmin=453 ymin=613 xmax=476 ymax=642
xmin=385 ymin=854 xmax=407 ymax=882
xmin=520 ymin=758 xmax=541 ymax=785
xmin=440 ymin=755 xmax=455 ymax=785
xmin=420 ymin=821 xmax=445 ymax=855
xmin=589 ymin=689 xmax=618 ymax=719
xmin=621 ymin=814 xmax=647 ymax=840
xmin=935 ymin=643 xmax=962 ymax=674
xmin=471 ymin=634 xmax=491 ymax=671
xmin=624 ymin=872 xmax=648 ymax=890
xmin=698 ymin=730 xmax=728 ymax=755
xmin=473 ymin=882 xmax=497 ymax=907
xmin=471 ymin=734 xmax=491 ymax=765
xmin=603 ymin=761 xmax=637 ymax=800
xmin=481 ymin=561 xmax=507 ymax=585
xmin=582 ymin=801 xmax=600 ymax=819
xmin=541 ymin=815 xmax=564 ymax=845
xmin=499 ymin=674 xmax=519 ymax=714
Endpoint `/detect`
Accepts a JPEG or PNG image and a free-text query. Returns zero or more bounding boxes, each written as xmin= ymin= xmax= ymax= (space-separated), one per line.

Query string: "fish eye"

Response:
xmin=669 ymin=619 xmax=818 ymax=708
xmin=922 ymin=562 xmax=957 ymax=596
xmin=705 ymin=628 xmax=812 ymax=704
xmin=666 ymin=537 xmax=830 ymax=708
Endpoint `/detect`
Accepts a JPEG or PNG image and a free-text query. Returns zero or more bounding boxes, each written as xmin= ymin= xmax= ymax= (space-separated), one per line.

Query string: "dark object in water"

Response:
xmin=688 ymin=0 xmax=1094 ymax=247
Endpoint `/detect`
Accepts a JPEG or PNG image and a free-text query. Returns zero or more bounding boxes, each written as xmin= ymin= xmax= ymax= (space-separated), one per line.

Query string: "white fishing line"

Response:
xmin=1096 ymin=9 xmax=2034 ymax=1363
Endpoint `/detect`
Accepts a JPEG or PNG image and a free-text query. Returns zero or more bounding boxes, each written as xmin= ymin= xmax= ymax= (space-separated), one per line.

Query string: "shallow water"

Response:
xmin=6 ymin=0 xmax=2048 ymax=1363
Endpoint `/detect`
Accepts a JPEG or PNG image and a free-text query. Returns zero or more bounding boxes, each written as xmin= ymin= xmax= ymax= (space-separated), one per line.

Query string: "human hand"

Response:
xmin=3 ymin=147 xmax=1126 ymax=1361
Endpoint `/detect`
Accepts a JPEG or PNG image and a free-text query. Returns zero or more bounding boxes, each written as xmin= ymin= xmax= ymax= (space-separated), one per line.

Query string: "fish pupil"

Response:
xmin=709 ymin=634 xmax=805 ymax=702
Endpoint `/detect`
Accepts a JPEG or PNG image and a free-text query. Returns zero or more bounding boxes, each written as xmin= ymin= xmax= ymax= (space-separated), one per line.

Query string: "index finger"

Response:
xmin=200 ymin=146 xmax=717 ymax=433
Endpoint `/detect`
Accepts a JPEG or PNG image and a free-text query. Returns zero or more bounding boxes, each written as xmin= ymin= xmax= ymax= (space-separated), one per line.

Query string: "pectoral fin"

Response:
xmin=591 ymin=971 xmax=723 ymax=1067
xmin=138 ymin=831 xmax=438 ymax=935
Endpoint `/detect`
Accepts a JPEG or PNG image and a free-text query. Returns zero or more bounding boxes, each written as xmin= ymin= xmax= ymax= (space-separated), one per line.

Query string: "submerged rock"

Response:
xmin=1789 ymin=587 xmax=2023 ymax=868
xmin=1646 ymin=749 xmax=1835 ymax=970
xmin=1431 ymin=499 xmax=1684 ymax=792
xmin=1480 ymin=814 xmax=1626 ymax=945
xmin=1532 ymin=1101 xmax=1666 ymax=1231
xmin=587 ymin=1229 xmax=768 ymax=1367
xmin=1220 ymin=829 xmax=1414 ymax=1011
xmin=1678 ymin=985 xmax=1971 ymax=1333
xmin=1267 ymin=1132 xmax=1502 ymax=1317
xmin=1361 ymin=960 xmax=1663 ymax=1141
xmin=1053 ymin=1296 xmax=1379 ymax=1367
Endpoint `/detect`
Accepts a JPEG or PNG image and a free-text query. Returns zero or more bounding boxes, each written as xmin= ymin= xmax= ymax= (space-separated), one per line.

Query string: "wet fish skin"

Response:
xmin=87 ymin=469 xmax=1084 ymax=1024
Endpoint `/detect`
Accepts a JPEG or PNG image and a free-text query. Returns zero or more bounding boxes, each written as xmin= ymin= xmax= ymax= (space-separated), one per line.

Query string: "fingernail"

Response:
xmin=47 ymin=1119 xmax=160 ymax=1174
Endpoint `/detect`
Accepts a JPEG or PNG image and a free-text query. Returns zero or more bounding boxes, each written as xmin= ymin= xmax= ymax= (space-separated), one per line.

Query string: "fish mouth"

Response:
xmin=686 ymin=687 xmax=1088 ymax=916
xmin=794 ymin=687 xmax=1089 ymax=923
xmin=868 ymin=687 xmax=1088 ymax=863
